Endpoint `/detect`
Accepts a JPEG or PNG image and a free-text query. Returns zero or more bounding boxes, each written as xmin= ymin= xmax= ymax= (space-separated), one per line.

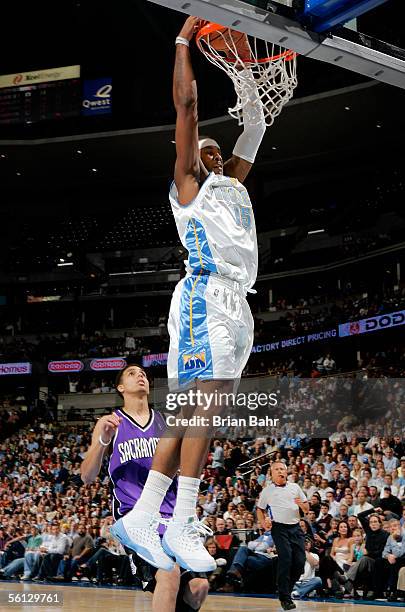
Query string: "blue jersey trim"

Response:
xmin=185 ymin=217 xmax=217 ymax=274
xmin=177 ymin=273 xmax=214 ymax=387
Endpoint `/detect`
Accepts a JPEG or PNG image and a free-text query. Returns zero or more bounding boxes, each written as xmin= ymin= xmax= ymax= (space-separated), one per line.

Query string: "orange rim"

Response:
xmin=196 ymin=22 xmax=297 ymax=64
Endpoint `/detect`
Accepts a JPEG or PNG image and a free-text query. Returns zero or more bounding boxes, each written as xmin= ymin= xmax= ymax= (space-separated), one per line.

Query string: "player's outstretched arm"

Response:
xmin=173 ymin=16 xmax=201 ymax=205
xmin=81 ymin=413 xmax=121 ymax=484
xmin=224 ymin=61 xmax=266 ymax=183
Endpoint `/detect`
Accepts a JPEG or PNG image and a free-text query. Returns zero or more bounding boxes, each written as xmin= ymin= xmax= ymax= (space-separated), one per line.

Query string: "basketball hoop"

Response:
xmin=196 ymin=23 xmax=298 ymax=127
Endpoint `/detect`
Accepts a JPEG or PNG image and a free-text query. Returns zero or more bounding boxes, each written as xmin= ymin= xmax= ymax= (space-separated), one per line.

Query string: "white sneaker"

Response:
xmin=162 ymin=516 xmax=217 ymax=572
xmin=291 ymin=591 xmax=300 ymax=599
xmin=110 ymin=510 xmax=174 ymax=571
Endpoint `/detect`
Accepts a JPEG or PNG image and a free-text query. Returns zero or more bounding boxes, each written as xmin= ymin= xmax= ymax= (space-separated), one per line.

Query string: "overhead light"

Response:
xmin=91 ymin=168 xmax=98 ymax=172
xmin=0 ymin=154 xmax=6 ymax=159
xmin=344 ymin=106 xmax=350 ymax=110
xmin=66 ymin=252 xmax=73 ymax=258
xmin=59 ymin=258 xmax=65 ymax=263
xmin=308 ymin=229 xmax=325 ymax=235
xmin=376 ymin=123 xmax=382 ymax=128
xmin=76 ymin=149 xmax=83 ymax=154
xmin=271 ymin=146 xmax=277 ymax=150
xmin=57 ymin=262 xmax=74 ymax=267
xmin=16 ymin=171 xmax=22 ymax=176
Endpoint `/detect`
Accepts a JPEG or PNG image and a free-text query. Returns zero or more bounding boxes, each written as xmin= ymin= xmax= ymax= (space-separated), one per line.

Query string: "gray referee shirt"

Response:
xmin=257 ymin=482 xmax=307 ymax=524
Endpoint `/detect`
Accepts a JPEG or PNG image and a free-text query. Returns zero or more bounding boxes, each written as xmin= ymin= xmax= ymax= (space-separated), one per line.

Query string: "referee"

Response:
xmin=257 ymin=462 xmax=309 ymax=610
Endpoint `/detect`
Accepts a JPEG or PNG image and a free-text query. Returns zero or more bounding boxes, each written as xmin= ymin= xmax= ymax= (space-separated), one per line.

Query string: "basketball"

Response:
xmin=198 ymin=23 xmax=249 ymax=60
xmin=209 ymin=27 xmax=246 ymax=53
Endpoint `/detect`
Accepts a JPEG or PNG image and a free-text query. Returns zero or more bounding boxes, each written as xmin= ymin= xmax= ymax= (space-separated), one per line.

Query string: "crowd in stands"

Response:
xmin=0 ymin=331 xmax=159 ymax=364
xmin=0 ymin=412 xmax=403 ymax=600
xmin=253 ymin=288 xmax=405 ymax=351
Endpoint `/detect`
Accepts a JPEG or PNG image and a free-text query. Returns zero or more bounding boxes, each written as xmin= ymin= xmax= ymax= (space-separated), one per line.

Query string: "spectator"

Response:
xmin=316 ymin=502 xmax=332 ymax=533
xmin=204 ymin=538 xmax=228 ymax=592
xmin=0 ymin=527 xmax=26 ymax=568
xmin=353 ymin=490 xmax=374 ymax=516
xmin=347 ymin=515 xmax=360 ymax=532
xmin=22 ymin=525 xmax=46 ymax=580
xmin=33 ymin=524 xmax=68 ymax=582
xmin=212 ymin=440 xmax=224 ymax=474
xmin=319 ymin=521 xmax=353 ymax=597
xmin=291 ymin=537 xmax=322 ymax=599
xmin=54 ymin=522 xmax=94 ymax=581
xmin=381 ymin=519 xmax=405 ymax=600
xmin=323 ymin=354 xmax=335 ymax=373
xmin=345 ymin=510 xmax=389 ymax=599
xmin=383 ymin=449 xmax=399 ymax=473
xmin=0 ymin=527 xmax=12 ymax=568
xmin=0 ymin=527 xmax=31 ymax=579
xmin=379 ymin=486 xmax=402 ymax=518
xmin=202 ymin=492 xmax=217 ymax=517
xmin=219 ymin=517 xmax=276 ymax=593
xmin=325 ymin=491 xmax=340 ymax=518
xmin=79 ymin=536 xmax=128 ymax=585
xmin=213 ymin=518 xmax=228 ymax=536
xmin=336 ymin=503 xmax=350 ymax=522
xmin=0 ymin=526 xmax=42 ymax=580
xmin=348 ymin=527 xmax=366 ymax=568
xmin=368 ymin=486 xmax=381 ymax=508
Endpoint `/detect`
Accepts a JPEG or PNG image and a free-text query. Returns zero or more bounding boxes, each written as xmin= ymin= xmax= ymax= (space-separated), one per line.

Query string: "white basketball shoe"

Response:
xmin=110 ymin=510 xmax=174 ymax=571
xmin=162 ymin=516 xmax=217 ymax=572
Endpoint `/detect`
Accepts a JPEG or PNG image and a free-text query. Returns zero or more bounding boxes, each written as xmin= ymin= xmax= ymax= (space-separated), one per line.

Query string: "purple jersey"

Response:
xmin=108 ymin=408 xmax=177 ymax=529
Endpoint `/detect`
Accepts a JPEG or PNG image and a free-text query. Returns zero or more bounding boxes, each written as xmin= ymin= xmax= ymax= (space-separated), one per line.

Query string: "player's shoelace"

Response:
xmin=177 ymin=518 xmax=214 ymax=550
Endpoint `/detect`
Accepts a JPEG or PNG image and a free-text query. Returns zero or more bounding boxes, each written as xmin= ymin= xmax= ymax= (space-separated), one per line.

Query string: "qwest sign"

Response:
xmin=339 ymin=309 xmax=405 ymax=337
xmin=82 ymin=78 xmax=112 ymax=116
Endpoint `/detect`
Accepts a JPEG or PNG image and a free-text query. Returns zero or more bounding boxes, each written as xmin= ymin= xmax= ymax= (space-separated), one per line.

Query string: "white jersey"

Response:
xmin=169 ymin=172 xmax=258 ymax=292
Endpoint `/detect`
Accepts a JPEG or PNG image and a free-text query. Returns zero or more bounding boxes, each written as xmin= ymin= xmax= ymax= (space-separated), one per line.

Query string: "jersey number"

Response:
xmin=233 ymin=204 xmax=252 ymax=230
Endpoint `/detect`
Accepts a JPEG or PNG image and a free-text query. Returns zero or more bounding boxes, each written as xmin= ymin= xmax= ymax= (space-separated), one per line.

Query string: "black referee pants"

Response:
xmin=271 ymin=522 xmax=306 ymax=601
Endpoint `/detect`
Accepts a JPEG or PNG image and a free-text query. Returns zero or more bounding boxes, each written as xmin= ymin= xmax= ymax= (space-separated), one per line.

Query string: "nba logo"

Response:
xmin=183 ymin=350 xmax=206 ymax=371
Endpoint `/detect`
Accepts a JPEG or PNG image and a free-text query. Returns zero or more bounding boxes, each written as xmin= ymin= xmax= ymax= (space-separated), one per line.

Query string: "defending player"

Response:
xmin=81 ymin=364 xmax=209 ymax=612
xmin=111 ymin=15 xmax=266 ymax=572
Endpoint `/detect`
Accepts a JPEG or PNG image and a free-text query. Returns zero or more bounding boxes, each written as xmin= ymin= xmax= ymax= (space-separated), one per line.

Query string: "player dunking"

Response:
xmin=111 ymin=15 xmax=266 ymax=572
xmin=81 ymin=364 xmax=209 ymax=612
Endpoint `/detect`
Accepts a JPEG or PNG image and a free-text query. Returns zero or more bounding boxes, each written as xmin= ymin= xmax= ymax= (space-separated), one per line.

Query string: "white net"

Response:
xmin=196 ymin=25 xmax=298 ymax=127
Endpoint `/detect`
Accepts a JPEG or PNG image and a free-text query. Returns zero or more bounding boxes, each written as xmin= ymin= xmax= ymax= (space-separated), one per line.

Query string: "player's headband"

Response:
xmin=171 ymin=138 xmax=220 ymax=151
xmin=198 ymin=138 xmax=220 ymax=150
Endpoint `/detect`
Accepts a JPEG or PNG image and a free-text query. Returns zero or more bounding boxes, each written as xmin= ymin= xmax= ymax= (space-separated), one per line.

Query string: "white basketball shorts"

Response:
xmin=167 ymin=271 xmax=254 ymax=389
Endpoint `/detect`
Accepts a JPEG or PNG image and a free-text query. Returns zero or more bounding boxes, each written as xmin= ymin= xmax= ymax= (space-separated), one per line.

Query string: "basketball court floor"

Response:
xmin=0 ymin=582 xmax=403 ymax=611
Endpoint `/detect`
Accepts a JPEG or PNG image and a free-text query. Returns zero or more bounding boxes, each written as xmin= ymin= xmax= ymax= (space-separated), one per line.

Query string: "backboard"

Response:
xmin=147 ymin=0 xmax=405 ymax=89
